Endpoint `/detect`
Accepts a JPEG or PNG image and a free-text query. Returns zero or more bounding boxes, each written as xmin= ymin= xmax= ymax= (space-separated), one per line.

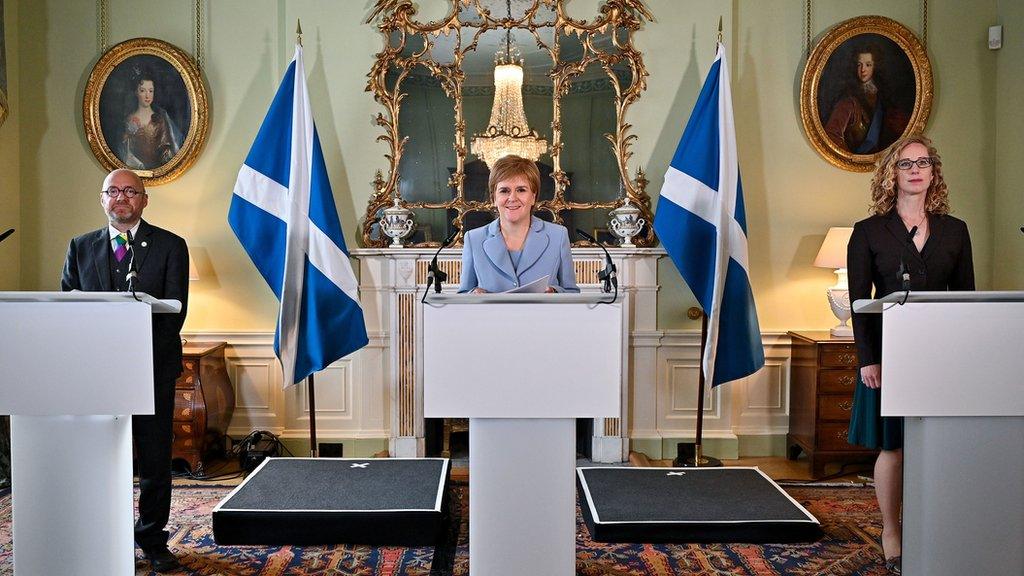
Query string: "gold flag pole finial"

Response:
xmin=296 ymin=19 xmax=303 ymax=47
xmin=717 ymin=16 xmax=723 ymax=45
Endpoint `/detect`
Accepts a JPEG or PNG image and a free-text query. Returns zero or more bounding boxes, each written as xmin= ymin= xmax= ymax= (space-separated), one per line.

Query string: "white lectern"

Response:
xmin=0 ymin=291 xmax=181 ymax=576
xmin=854 ymin=291 xmax=1024 ymax=576
xmin=424 ymin=293 xmax=621 ymax=576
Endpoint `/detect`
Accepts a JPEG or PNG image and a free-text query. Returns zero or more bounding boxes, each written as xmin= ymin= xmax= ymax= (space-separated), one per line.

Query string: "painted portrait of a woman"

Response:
xmin=98 ymin=55 xmax=191 ymax=171
xmin=120 ymin=68 xmax=184 ymax=169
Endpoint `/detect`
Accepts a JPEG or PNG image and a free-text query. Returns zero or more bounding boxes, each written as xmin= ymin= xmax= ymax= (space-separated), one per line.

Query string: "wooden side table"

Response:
xmin=173 ymin=342 xmax=234 ymax=475
xmin=787 ymin=331 xmax=877 ymax=477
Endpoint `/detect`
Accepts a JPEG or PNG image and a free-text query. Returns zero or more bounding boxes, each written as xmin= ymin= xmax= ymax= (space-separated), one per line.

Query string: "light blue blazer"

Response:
xmin=459 ymin=216 xmax=580 ymax=293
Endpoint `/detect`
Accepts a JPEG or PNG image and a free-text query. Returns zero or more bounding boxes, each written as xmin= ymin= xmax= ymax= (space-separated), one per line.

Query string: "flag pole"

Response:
xmin=688 ymin=15 xmax=726 ymax=469
xmin=675 ymin=308 xmax=721 ymax=468
xmin=298 ymin=17 xmax=318 ymax=458
xmin=308 ymin=374 xmax=318 ymax=457
xmin=692 ymin=310 xmax=721 ymax=467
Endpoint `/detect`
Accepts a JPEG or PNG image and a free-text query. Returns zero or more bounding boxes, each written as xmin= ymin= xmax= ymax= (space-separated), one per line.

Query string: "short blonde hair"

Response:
xmin=869 ymin=134 xmax=950 ymax=215
xmin=488 ymin=155 xmax=541 ymax=200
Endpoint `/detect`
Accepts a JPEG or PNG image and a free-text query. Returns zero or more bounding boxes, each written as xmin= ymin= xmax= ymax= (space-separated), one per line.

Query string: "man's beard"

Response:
xmin=108 ymin=207 xmax=137 ymax=224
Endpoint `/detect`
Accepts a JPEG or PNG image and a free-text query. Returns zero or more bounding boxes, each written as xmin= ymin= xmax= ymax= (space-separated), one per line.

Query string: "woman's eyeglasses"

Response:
xmin=103 ymin=186 xmax=141 ymax=198
xmin=895 ymin=157 xmax=936 ymax=170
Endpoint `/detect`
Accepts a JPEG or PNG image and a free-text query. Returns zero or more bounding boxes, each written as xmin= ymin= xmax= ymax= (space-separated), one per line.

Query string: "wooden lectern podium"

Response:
xmin=424 ymin=293 xmax=621 ymax=576
xmin=0 ymin=291 xmax=181 ymax=576
xmin=854 ymin=291 xmax=1024 ymax=576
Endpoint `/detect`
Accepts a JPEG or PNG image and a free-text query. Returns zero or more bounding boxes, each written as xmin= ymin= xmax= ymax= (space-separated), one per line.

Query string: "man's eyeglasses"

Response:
xmin=103 ymin=186 xmax=141 ymax=198
xmin=895 ymin=157 xmax=936 ymax=170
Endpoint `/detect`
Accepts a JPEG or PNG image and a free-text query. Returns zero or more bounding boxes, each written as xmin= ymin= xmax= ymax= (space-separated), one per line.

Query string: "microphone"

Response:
xmin=423 ymin=230 xmax=459 ymax=302
xmin=576 ymin=229 xmax=617 ymax=294
xmin=125 ymin=229 xmax=140 ymax=298
xmin=0 ymin=228 xmax=14 ymax=244
xmin=901 ymin=224 xmax=917 ymax=293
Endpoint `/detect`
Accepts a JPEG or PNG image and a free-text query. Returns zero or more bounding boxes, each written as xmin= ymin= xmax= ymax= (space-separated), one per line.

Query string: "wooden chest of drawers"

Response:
xmin=173 ymin=342 xmax=234 ymax=475
xmin=787 ymin=331 xmax=877 ymax=477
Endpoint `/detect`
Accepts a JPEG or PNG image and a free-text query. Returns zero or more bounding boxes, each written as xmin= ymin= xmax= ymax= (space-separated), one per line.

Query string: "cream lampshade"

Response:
xmin=814 ymin=227 xmax=854 ymax=337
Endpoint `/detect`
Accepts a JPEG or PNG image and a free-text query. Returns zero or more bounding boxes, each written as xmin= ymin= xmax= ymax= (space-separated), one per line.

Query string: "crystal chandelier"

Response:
xmin=470 ymin=0 xmax=547 ymax=168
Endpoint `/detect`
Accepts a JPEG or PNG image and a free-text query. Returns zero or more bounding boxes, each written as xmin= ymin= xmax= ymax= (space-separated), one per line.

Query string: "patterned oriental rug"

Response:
xmin=0 ymin=482 xmax=891 ymax=575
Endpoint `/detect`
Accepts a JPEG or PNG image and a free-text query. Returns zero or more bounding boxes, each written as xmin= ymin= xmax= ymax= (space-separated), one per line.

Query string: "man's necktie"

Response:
xmin=113 ymin=233 xmax=128 ymax=262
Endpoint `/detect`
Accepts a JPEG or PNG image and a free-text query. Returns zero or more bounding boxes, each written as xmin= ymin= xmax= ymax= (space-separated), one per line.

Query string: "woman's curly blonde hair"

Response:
xmin=869 ymin=134 xmax=950 ymax=215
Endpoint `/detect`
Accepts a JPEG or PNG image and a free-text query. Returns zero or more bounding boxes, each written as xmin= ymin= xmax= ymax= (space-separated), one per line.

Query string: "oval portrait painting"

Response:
xmin=84 ymin=38 xmax=209 ymax=185
xmin=800 ymin=16 xmax=932 ymax=172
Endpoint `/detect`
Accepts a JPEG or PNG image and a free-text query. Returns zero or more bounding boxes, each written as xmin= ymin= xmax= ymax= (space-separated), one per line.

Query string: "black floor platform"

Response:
xmin=213 ymin=457 xmax=450 ymax=546
xmin=576 ymin=467 xmax=822 ymax=543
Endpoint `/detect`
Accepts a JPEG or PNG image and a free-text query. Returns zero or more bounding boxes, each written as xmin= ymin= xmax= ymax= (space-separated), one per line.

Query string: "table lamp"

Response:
xmin=813 ymin=227 xmax=854 ymax=337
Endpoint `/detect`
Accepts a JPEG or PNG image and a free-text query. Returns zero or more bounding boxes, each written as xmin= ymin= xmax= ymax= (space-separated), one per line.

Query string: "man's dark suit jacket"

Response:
xmin=61 ymin=219 xmax=189 ymax=382
xmin=847 ymin=210 xmax=975 ymax=368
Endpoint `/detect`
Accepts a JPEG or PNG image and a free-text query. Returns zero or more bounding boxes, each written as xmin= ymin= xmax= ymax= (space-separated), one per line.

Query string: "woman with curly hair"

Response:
xmin=119 ymin=67 xmax=183 ymax=169
xmin=846 ymin=134 xmax=975 ymax=574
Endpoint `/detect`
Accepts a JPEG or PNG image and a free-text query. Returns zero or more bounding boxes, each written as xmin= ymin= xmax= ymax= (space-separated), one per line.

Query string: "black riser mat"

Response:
xmin=576 ymin=467 xmax=822 ymax=544
xmin=214 ymin=505 xmax=448 ymax=546
xmin=212 ymin=458 xmax=450 ymax=546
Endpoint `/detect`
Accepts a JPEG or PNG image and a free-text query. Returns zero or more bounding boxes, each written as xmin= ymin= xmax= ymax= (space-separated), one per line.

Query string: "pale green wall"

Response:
xmin=0 ymin=0 xmax=18 ymax=291
xmin=650 ymin=0 xmax=1002 ymax=330
xmin=994 ymin=0 xmax=1024 ymax=289
xmin=12 ymin=0 xmax=1019 ymax=334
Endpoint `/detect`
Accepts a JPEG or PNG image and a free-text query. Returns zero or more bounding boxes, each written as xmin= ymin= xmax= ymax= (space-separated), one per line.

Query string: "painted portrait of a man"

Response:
xmin=801 ymin=16 xmax=932 ymax=172
xmin=817 ymin=34 xmax=915 ymax=155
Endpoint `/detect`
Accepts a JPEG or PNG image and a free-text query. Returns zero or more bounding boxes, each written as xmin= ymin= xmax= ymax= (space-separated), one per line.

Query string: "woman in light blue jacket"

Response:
xmin=459 ymin=155 xmax=579 ymax=294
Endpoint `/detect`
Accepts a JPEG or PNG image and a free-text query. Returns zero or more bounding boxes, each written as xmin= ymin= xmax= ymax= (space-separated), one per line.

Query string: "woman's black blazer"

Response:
xmin=847 ymin=210 xmax=975 ymax=368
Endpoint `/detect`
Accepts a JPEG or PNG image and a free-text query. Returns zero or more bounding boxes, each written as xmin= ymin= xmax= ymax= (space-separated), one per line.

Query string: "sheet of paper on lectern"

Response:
xmin=503 ymin=275 xmax=549 ymax=294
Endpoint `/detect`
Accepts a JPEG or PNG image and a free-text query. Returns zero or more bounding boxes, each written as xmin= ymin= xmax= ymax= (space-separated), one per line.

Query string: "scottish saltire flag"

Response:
xmin=653 ymin=43 xmax=764 ymax=387
xmin=229 ymin=44 xmax=368 ymax=387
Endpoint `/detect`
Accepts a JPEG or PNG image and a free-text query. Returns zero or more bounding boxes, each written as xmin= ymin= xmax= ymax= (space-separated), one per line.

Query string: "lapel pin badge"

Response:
xmin=141 ymin=241 xmax=148 ymax=248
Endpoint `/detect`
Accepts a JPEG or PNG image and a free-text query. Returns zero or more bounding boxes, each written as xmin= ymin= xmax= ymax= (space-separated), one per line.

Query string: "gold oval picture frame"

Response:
xmin=800 ymin=16 xmax=932 ymax=172
xmin=83 ymin=37 xmax=209 ymax=186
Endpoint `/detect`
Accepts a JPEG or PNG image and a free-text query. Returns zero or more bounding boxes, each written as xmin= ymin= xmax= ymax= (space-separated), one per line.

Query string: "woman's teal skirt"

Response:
xmin=847 ymin=372 xmax=903 ymax=450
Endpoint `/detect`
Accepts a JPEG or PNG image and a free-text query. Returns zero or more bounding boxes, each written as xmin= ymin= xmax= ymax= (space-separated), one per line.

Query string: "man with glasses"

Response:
xmin=60 ymin=168 xmax=188 ymax=573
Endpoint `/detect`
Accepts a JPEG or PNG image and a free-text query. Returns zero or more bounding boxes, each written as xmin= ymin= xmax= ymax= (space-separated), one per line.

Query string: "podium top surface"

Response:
xmin=0 ymin=291 xmax=181 ymax=313
xmin=853 ymin=290 xmax=1024 ymax=313
xmin=425 ymin=292 xmax=622 ymax=305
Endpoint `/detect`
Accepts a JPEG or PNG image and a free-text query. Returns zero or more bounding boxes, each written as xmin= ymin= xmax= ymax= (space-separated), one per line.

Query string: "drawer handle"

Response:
xmin=838 ymin=353 xmax=857 ymax=365
xmin=838 ymin=401 xmax=853 ymax=411
xmin=835 ymin=428 xmax=849 ymax=440
xmin=185 ymin=361 xmax=194 ymax=370
xmin=839 ymin=375 xmax=855 ymax=387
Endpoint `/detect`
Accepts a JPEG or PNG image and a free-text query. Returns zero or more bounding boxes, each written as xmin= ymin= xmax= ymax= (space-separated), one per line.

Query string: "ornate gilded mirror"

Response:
xmin=363 ymin=0 xmax=655 ymax=247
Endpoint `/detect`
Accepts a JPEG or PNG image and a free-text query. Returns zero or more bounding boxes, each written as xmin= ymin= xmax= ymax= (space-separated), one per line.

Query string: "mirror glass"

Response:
xmin=364 ymin=0 xmax=654 ymax=247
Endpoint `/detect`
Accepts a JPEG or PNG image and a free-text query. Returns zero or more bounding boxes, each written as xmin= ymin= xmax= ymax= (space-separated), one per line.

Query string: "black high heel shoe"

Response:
xmin=885 ymin=555 xmax=902 ymax=575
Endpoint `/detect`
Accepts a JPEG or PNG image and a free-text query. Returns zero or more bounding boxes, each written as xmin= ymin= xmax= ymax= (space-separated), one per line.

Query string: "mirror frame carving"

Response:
xmin=362 ymin=0 xmax=655 ymax=247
